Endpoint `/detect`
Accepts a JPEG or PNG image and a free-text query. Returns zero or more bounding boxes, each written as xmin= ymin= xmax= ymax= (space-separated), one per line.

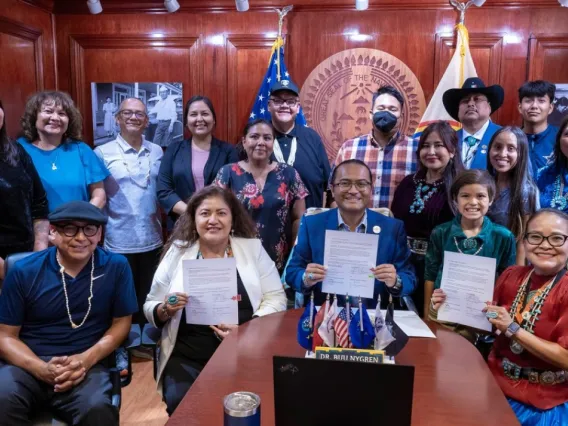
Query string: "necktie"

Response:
xmin=464 ymin=136 xmax=479 ymax=166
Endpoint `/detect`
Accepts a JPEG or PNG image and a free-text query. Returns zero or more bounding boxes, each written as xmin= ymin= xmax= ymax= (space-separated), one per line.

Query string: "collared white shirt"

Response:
xmin=94 ymin=134 xmax=164 ymax=253
xmin=150 ymin=97 xmax=177 ymax=122
xmin=461 ymin=119 xmax=491 ymax=168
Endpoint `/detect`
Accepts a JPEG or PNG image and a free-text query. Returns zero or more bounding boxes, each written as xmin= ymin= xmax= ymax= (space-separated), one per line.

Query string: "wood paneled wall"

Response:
xmin=4 ymin=1 xmax=568 ymax=147
xmin=0 ymin=0 xmax=56 ymax=139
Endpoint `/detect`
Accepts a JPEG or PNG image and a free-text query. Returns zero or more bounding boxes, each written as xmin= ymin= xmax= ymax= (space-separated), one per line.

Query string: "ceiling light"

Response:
xmin=472 ymin=0 xmax=486 ymax=6
xmin=87 ymin=0 xmax=102 ymax=14
xmin=164 ymin=0 xmax=180 ymax=12
xmin=236 ymin=0 xmax=249 ymax=12
xmin=355 ymin=0 xmax=369 ymax=10
xmin=560 ymin=0 xmax=568 ymax=7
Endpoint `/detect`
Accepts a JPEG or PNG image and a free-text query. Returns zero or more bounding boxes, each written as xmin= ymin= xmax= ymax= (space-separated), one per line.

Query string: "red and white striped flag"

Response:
xmin=335 ymin=306 xmax=354 ymax=348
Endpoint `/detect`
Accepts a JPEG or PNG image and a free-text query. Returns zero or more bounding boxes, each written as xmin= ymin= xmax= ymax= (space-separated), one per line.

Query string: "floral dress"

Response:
xmin=214 ymin=162 xmax=308 ymax=272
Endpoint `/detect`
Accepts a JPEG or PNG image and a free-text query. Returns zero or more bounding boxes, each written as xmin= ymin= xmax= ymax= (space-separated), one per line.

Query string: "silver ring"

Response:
xmin=308 ymin=272 xmax=314 ymax=281
xmin=486 ymin=311 xmax=498 ymax=319
xmin=167 ymin=295 xmax=179 ymax=306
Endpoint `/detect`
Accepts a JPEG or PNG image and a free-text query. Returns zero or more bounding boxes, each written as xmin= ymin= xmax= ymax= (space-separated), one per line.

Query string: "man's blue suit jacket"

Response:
xmin=457 ymin=121 xmax=502 ymax=170
xmin=285 ymin=208 xmax=416 ymax=309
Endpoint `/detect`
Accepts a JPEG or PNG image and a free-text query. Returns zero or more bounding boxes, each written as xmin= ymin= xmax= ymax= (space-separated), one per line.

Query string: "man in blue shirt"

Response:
xmin=0 ymin=201 xmax=137 ymax=426
xmin=518 ymin=80 xmax=558 ymax=176
xmin=285 ymin=159 xmax=416 ymax=308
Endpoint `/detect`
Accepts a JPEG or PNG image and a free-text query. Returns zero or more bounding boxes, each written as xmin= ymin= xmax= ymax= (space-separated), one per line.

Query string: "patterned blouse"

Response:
xmin=214 ymin=162 xmax=308 ymax=272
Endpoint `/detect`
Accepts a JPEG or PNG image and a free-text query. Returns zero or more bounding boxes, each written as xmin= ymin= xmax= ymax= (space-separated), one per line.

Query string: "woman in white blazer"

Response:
xmin=143 ymin=186 xmax=287 ymax=415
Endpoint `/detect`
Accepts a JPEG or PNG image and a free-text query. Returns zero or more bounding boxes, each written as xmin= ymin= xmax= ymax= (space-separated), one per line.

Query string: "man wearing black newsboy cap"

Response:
xmin=443 ymin=77 xmax=504 ymax=169
xmin=0 ymin=200 xmax=137 ymax=425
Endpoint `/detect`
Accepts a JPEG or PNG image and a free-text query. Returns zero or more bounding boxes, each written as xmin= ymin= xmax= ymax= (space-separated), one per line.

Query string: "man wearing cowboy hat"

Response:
xmin=443 ymin=77 xmax=504 ymax=169
xmin=149 ymin=85 xmax=178 ymax=147
xmin=0 ymin=201 xmax=137 ymax=425
xmin=267 ymin=79 xmax=331 ymax=209
xmin=285 ymin=159 xmax=416 ymax=309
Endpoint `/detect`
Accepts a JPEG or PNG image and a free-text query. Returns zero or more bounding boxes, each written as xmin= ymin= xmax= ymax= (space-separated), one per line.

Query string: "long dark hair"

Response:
xmin=20 ymin=91 xmax=83 ymax=143
xmin=0 ymin=100 xmax=18 ymax=166
xmin=487 ymin=126 xmax=538 ymax=239
xmin=236 ymin=118 xmax=275 ymax=161
xmin=161 ymin=186 xmax=257 ymax=260
xmin=417 ymin=121 xmax=464 ymax=213
xmin=552 ymin=115 xmax=568 ymax=174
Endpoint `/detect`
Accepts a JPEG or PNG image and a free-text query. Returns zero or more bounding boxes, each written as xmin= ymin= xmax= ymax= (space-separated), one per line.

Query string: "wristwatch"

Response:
xmin=393 ymin=275 xmax=402 ymax=291
xmin=505 ymin=321 xmax=521 ymax=338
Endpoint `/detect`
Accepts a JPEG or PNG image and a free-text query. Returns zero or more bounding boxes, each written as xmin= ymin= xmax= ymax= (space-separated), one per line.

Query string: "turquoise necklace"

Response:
xmin=550 ymin=175 xmax=568 ymax=210
xmin=409 ymin=174 xmax=443 ymax=214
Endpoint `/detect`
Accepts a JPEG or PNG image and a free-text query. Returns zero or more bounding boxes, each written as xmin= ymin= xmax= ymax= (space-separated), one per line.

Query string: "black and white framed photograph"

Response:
xmin=90 ymin=82 xmax=184 ymax=146
xmin=551 ymin=83 xmax=568 ymax=127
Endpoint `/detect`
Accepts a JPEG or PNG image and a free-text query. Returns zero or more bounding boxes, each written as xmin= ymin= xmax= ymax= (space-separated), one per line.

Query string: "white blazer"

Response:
xmin=143 ymin=236 xmax=287 ymax=390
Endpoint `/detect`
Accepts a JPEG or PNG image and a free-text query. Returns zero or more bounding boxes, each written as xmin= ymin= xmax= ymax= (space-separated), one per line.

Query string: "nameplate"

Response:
xmin=314 ymin=347 xmax=385 ymax=364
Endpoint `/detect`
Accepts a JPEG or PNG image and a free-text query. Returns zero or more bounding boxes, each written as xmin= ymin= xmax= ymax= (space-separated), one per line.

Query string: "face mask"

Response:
xmin=373 ymin=111 xmax=398 ymax=133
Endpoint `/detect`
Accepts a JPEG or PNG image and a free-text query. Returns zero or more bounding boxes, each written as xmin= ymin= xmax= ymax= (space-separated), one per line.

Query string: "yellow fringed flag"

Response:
xmin=413 ymin=23 xmax=477 ymax=139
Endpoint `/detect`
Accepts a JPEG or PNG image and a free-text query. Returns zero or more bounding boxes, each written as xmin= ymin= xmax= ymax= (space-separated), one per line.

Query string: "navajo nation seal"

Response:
xmin=300 ymin=48 xmax=426 ymax=162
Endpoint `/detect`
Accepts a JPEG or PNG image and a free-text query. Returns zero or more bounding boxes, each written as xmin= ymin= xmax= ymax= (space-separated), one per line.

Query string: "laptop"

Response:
xmin=273 ymin=356 xmax=414 ymax=426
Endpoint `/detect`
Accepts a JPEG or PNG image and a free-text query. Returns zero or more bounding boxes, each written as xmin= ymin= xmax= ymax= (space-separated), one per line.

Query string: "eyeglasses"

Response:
xmin=459 ymin=96 xmax=489 ymax=106
xmin=119 ymin=110 xmax=147 ymax=119
xmin=524 ymin=232 xmax=568 ymax=247
xmin=269 ymin=98 xmax=298 ymax=107
xmin=55 ymin=224 xmax=100 ymax=238
xmin=333 ymin=180 xmax=371 ymax=191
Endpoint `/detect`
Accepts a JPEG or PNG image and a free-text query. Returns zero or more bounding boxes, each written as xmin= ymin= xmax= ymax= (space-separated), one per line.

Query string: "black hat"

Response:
xmin=269 ymin=79 xmax=300 ymax=96
xmin=442 ymin=77 xmax=505 ymax=122
xmin=48 ymin=201 xmax=108 ymax=225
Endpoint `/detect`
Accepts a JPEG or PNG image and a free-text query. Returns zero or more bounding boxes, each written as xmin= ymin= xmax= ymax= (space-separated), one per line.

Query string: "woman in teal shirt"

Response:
xmin=18 ymin=91 xmax=109 ymax=211
xmin=424 ymin=170 xmax=516 ymax=338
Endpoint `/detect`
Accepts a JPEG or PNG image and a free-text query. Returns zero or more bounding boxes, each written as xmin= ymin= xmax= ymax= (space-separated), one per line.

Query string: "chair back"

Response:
xmin=2 ymin=252 xmax=34 ymax=290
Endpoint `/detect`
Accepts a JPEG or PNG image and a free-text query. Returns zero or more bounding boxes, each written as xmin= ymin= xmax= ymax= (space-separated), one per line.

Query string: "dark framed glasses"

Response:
xmin=55 ymin=224 xmax=100 ymax=238
xmin=524 ymin=232 xmax=568 ymax=247
xmin=119 ymin=110 xmax=147 ymax=119
xmin=332 ymin=180 xmax=371 ymax=191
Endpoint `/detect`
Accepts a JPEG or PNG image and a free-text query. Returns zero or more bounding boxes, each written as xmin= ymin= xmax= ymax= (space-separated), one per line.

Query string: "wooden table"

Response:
xmin=167 ymin=309 xmax=520 ymax=426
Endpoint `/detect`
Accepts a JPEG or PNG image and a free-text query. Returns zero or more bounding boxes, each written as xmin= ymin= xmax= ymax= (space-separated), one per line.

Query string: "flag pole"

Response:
xmin=273 ymin=5 xmax=293 ymax=82
xmin=333 ymin=293 xmax=337 ymax=348
xmin=345 ymin=294 xmax=350 ymax=348
xmin=358 ymin=296 xmax=364 ymax=348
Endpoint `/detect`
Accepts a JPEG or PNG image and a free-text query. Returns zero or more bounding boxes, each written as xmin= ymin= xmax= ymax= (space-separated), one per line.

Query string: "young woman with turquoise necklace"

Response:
xmin=391 ymin=121 xmax=464 ymax=317
xmin=537 ymin=115 xmax=568 ymax=213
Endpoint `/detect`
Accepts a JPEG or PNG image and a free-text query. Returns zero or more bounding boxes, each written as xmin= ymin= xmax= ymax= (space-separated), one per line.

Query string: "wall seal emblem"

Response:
xmin=300 ymin=48 xmax=426 ymax=162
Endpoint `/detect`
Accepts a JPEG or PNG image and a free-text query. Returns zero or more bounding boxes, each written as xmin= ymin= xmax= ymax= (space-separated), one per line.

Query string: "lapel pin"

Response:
xmin=373 ymin=225 xmax=381 ymax=234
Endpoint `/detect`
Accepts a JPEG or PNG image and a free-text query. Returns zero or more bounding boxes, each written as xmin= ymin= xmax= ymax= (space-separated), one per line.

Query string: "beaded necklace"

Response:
xmin=197 ymin=243 xmax=233 ymax=260
xmin=409 ymin=174 xmax=443 ymax=214
xmin=56 ymin=252 xmax=95 ymax=329
xmin=453 ymin=236 xmax=483 ymax=256
xmin=507 ymin=268 xmax=565 ymax=354
xmin=550 ymin=174 xmax=568 ymax=210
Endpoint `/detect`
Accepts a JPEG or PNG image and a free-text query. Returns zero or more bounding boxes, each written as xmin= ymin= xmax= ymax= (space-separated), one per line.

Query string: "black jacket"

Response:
xmin=157 ymin=137 xmax=238 ymax=223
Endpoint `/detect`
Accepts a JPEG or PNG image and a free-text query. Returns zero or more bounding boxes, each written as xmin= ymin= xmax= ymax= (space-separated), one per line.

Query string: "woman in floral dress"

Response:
xmin=214 ymin=119 xmax=307 ymax=273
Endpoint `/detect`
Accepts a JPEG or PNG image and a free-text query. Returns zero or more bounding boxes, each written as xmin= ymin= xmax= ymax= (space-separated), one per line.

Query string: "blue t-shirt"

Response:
xmin=526 ymin=125 xmax=558 ymax=177
xmin=18 ymin=138 xmax=110 ymax=211
xmin=0 ymin=247 xmax=138 ymax=357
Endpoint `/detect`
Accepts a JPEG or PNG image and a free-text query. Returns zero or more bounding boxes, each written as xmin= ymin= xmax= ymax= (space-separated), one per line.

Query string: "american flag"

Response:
xmin=248 ymin=36 xmax=307 ymax=125
xmin=335 ymin=307 xmax=354 ymax=348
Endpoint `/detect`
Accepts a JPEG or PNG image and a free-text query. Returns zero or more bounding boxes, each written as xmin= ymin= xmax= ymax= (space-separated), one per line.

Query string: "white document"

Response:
xmin=182 ymin=257 xmax=239 ymax=326
xmin=368 ymin=310 xmax=436 ymax=338
xmin=322 ymin=230 xmax=379 ymax=299
xmin=438 ymin=251 xmax=496 ymax=332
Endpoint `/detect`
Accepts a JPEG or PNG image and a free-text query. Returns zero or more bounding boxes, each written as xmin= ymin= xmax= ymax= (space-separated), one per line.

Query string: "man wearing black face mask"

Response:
xmin=333 ymin=86 xmax=418 ymax=208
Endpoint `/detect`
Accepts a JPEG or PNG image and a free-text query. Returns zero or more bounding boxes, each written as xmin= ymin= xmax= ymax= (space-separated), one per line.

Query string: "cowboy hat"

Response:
xmin=442 ymin=77 xmax=504 ymax=122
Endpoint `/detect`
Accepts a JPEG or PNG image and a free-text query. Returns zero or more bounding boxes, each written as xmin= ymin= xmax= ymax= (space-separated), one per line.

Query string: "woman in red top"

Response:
xmin=484 ymin=208 xmax=568 ymax=425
